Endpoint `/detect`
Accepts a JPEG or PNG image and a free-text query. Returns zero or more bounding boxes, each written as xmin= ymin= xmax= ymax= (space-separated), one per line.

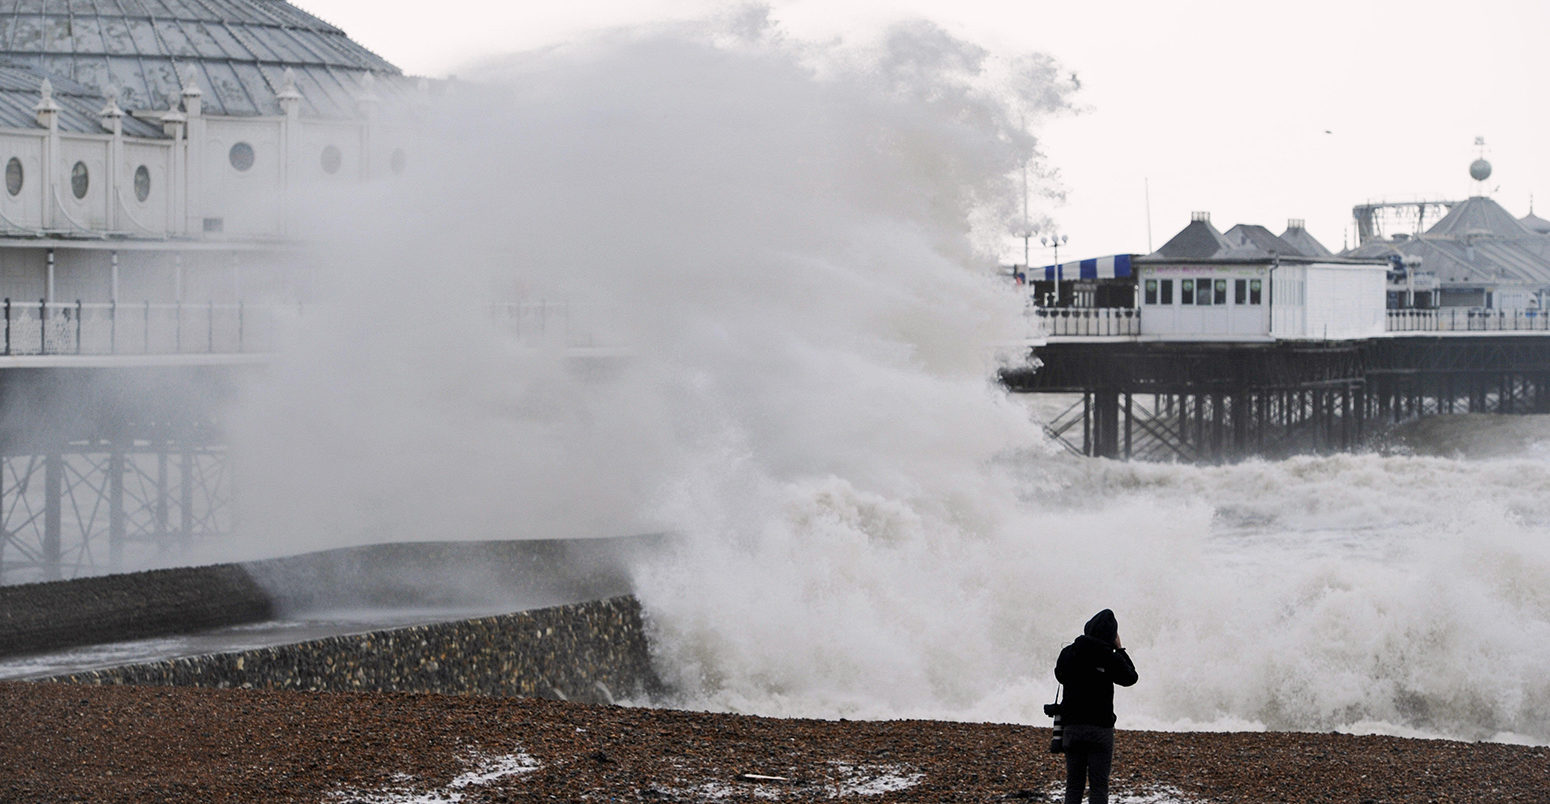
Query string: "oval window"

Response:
xmin=228 ymin=142 xmax=254 ymax=172
xmin=320 ymin=144 xmax=342 ymax=174
xmin=133 ymin=165 xmax=150 ymax=202
xmin=70 ymin=161 xmax=88 ymax=199
xmin=4 ymin=157 xmax=21 ymax=196
xmin=389 ymin=148 xmax=406 ymax=175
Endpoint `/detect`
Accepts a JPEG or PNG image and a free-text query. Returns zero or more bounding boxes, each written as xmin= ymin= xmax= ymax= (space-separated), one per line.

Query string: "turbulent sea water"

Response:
xmin=632 ymin=409 xmax=1550 ymax=746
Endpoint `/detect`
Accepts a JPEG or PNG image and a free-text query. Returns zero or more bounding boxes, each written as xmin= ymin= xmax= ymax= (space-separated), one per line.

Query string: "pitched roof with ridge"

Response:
xmin=0 ymin=0 xmax=404 ymax=118
xmin=1149 ymin=216 xmax=1242 ymax=260
xmin=1343 ymin=195 xmax=1550 ymax=287
xmin=1279 ymin=222 xmax=1332 ymax=257
xmin=1519 ymin=210 xmax=1550 ymax=235
xmin=1423 ymin=196 xmax=1533 ymax=239
xmin=1147 ymin=217 xmax=1335 ymax=261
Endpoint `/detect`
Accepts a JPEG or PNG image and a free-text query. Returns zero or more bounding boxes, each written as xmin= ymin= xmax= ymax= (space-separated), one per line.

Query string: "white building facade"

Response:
xmin=0 ymin=0 xmax=423 ymax=309
xmin=1134 ymin=212 xmax=1388 ymax=342
xmin=1137 ymin=260 xmax=1386 ymax=341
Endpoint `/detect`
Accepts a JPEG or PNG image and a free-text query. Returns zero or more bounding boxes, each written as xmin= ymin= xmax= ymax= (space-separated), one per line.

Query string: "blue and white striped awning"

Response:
xmin=1039 ymin=254 xmax=1133 ymax=281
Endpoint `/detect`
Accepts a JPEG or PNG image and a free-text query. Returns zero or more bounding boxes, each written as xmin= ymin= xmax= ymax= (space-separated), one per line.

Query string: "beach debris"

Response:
xmin=735 ymin=772 xmax=792 ymax=783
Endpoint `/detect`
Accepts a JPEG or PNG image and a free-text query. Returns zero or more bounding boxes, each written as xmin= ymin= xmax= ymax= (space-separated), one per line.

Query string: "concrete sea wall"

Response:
xmin=41 ymin=595 xmax=661 ymax=705
xmin=1 ymin=537 xmax=655 ymax=660
xmin=0 ymin=564 xmax=273 ymax=657
xmin=4 ymin=538 xmax=667 ymax=703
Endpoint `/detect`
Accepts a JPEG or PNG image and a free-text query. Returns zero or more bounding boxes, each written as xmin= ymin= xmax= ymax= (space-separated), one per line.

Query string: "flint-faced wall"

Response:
xmin=41 ymin=595 xmax=660 ymax=705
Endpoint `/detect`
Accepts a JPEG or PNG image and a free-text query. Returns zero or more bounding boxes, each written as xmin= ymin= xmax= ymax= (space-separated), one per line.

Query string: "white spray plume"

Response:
xmin=215 ymin=9 xmax=1550 ymax=745
xmin=224 ymin=16 xmax=1061 ymax=582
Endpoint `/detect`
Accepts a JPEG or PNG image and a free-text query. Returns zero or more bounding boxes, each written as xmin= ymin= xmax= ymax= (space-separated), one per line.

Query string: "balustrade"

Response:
xmin=1385 ymin=308 xmax=1550 ymax=333
xmin=1032 ymin=306 xmax=1141 ymax=337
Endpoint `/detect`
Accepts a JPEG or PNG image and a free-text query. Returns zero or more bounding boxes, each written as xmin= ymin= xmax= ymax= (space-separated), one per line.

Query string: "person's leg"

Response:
xmin=1063 ymin=742 xmax=1089 ymax=804
xmin=1085 ymin=728 xmax=1116 ymax=804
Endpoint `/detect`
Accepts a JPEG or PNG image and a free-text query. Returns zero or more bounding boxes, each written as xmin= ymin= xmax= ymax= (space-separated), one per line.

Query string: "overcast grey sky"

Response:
xmin=303 ymin=0 xmax=1550 ymax=264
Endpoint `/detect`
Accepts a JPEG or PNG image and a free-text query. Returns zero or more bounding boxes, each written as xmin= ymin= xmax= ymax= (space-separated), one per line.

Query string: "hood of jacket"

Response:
xmin=1083 ymin=609 xmax=1118 ymax=645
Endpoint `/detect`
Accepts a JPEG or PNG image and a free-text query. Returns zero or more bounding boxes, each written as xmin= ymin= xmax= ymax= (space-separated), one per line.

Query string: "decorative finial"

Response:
xmin=35 ymin=78 xmax=60 ymax=123
xmin=277 ymin=67 xmax=301 ymax=104
xmin=181 ymin=66 xmax=202 ymax=97
xmin=356 ymin=71 xmax=379 ymax=117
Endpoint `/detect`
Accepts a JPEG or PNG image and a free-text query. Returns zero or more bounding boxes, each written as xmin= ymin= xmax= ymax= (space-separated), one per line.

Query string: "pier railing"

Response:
xmin=2 ymin=299 xmax=284 ymax=357
xmin=1386 ymin=308 xmax=1550 ymax=333
xmin=1033 ymin=307 xmax=1140 ymax=337
xmin=491 ymin=301 xmax=628 ymax=349
xmin=0 ymin=299 xmax=628 ymax=358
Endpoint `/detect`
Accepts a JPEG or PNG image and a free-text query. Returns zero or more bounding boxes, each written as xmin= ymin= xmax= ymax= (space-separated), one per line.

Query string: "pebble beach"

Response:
xmin=2 ymin=681 xmax=1546 ymax=803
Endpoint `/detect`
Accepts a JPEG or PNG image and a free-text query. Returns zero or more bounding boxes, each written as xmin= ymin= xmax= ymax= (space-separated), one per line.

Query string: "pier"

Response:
xmin=0 ymin=302 xmax=617 ymax=585
xmin=1002 ymin=325 xmax=1550 ymax=462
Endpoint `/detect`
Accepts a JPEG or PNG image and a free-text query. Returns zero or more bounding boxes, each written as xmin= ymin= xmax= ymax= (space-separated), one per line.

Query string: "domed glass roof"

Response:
xmin=0 ymin=0 xmax=403 ymax=118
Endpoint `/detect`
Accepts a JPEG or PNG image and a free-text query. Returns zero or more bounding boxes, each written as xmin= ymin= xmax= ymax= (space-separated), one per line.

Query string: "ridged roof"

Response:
xmin=1149 ymin=217 xmax=1240 ymax=260
xmin=1148 ymin=218 xmax=1331 ymax=261
xmin=1343 ymin=195 xmax=1550 ymax=286
xmin=1346 ymin=236 xmax=1550 ymax=285
xmin=1223 ymin=224 xmax=1299 ymax=257
xmin=1519 ymin=211 xmax=1550 ymax=235
xmin=0 ymin=64 xmax=161 ymax=135
xmin=0 ymin=0 xmax=402 ymax=118
xmin=1279 ymin=223 xmax=1332 ymax=258
xmin=1423 ymin=196 xmax=1533 ymax=239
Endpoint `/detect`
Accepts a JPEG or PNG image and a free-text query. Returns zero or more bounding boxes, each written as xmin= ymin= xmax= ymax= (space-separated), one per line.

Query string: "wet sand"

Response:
xmin=1 ymin=681 xmax=1545 ymax=802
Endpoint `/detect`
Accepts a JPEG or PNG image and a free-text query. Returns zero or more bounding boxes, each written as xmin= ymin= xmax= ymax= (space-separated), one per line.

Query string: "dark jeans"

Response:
xmin=1062 ymin=724 xmax=1115 ymax=804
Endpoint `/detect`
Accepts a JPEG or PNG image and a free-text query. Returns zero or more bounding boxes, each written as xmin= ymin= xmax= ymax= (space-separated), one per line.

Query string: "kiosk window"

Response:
xmin=1214 ymin=279 xmax=1228 ymax=305
xmin=1160 ymin=279 xmax=1173 ymax=304
xmin=1250 ymin=279 xmax=1262 ymax=305
xmin=1234 ymin=279 xmax=1247 ymax=304
xmin=1196 ymin=278 xmax=1212 ymax=306
xmin=1145 ymin=279 xmax=1158 ymax=305
xmin=1181 ymin=278 xmax=1194 ymax=304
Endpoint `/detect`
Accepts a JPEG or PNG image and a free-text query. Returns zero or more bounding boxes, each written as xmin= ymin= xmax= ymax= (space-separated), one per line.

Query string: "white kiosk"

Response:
xmin=1136 ymin=214 xmax=1387 ymax=341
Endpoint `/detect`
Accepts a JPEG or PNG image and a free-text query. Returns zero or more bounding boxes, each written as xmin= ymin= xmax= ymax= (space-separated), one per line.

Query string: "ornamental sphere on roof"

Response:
xmin=1470 ymin=158 xmax=1492 ymax=182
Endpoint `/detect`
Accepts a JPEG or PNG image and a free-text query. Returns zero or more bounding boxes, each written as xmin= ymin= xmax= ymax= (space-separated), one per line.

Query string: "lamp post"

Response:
xmin=1042 ymin=233 xmax=1068 ymax=306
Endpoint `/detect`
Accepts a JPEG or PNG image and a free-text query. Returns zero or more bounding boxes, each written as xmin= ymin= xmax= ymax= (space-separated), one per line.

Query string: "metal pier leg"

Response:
xmin=1355 ymin=382 xmax=1366 ymax=444
xmin=1231 ymin=392 xmax=1248 ymax=459
xmin=157 ymin=445 xmax=170 ymax=550
xmin=1342 ymin=386 xmax=1353 ymax=449
xmin=1082 ymin=392 xmax=1092 ymax=457
xmin=109 ymin=438 xmax=125 ymax=572
xmin=1124 ymin=393 xmax=1133 ymax=460
xmin=1194 ymin=394 xmax=1206 ymax=453
xmin=44 ymin=449 xmax=61 ymax=581
xmin=1092 ymin=391 xmax=1119 ymax=459
xmin=180 ymin=443 xmax=194 ymax=552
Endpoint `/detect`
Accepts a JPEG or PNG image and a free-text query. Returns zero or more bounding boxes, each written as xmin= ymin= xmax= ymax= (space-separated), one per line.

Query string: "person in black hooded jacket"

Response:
xmin=1054 ymin=609 xmax=1138 ymax=804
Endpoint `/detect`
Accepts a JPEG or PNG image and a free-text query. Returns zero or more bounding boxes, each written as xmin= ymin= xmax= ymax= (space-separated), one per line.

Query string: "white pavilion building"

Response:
xmin=0 ymin=0 xmax=421 ymax=308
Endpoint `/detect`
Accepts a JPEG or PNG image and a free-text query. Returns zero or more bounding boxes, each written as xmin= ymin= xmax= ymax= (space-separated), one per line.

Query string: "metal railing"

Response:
xmin=1033 ymin=307 xmax=1141 ymax=337
xmin=1386 ymin=308 xmax=1550 ymax=333
xmin=491 ymin=301 xmax=628 ymax=349
xmin=0 ymin=299 xmax=628 ymax=358
xmin=0 ymin=299 xmax=284 ymax=357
